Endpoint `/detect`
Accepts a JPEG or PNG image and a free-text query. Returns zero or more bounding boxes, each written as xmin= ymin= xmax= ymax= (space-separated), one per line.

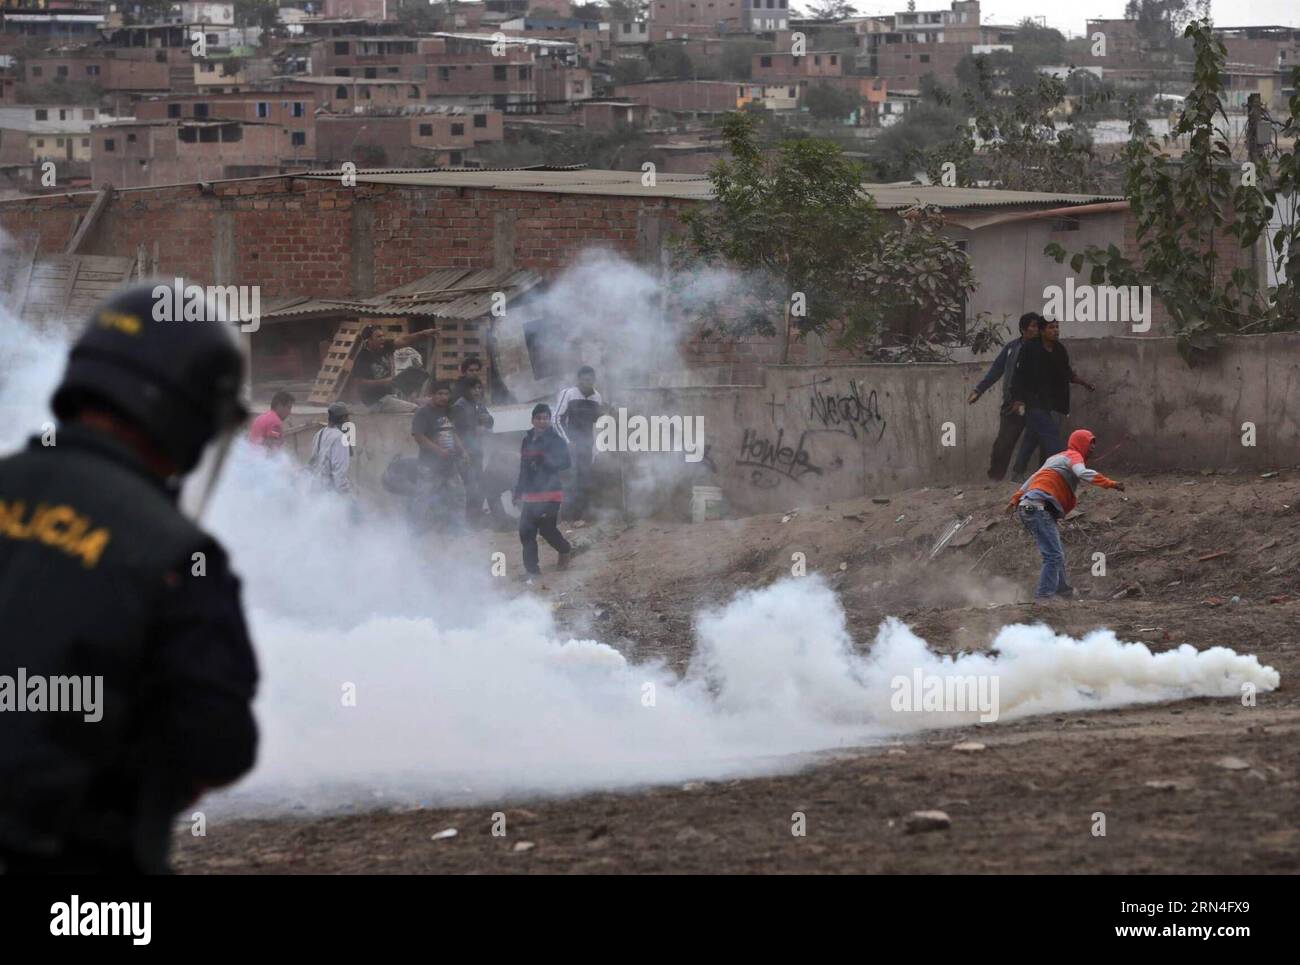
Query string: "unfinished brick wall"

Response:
xmin=0 ymin=177 xmax=1262 ymax=369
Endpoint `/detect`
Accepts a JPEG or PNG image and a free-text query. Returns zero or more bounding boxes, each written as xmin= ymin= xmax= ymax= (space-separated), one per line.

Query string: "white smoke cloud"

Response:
xmin=0 ymin=246 xmax=1281 ymax=818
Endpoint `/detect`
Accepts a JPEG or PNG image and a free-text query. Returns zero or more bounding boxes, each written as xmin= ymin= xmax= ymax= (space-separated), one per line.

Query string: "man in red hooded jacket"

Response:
xmin=1008 ymin=429 xmax=1125 ymax=601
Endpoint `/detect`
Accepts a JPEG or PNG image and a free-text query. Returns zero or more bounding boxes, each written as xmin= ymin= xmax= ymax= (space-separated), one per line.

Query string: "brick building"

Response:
xmin=612 ymin=79 xmax=741 ymax=116
xmin=314 ymin=108 xmax=504 ymax=168
xmin=0 ymin=171 xmax=1232 ymax=376
xmin=855 ymin=1 xmax=1015 ymax=91
xmin=89 ymin=118 xmax=287 ymax=187
xmin=751 ymin=50 xmax=843 ymax=82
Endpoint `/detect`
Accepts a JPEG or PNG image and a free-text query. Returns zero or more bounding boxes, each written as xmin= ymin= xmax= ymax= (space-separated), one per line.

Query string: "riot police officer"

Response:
xmin=0 ymin=283 xmax=259 ymax=874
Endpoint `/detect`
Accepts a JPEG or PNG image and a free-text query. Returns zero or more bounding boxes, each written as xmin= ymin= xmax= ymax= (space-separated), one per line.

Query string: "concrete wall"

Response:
xmin=618 ymin=333 xmax=1300 ymax=516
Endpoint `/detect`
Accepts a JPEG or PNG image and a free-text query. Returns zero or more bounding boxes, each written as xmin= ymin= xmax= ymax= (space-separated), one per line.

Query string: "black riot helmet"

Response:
xmin=52 ymin=281 xmax=249 ymax=474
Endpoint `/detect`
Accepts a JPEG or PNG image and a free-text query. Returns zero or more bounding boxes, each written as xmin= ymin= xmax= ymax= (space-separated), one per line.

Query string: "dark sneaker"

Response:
xmin=557 ymin=552 xmax=572 ymax=571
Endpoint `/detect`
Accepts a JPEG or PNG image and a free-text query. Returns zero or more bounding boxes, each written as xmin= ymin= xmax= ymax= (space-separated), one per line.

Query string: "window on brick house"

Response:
xmin=335 ymin=86 xmax=349 ymax=98
xmin=56 ymin=138 xmax=65 ymax=147
xmin=519 ymin=66 xmax=531 ymax=80
xmin=408 ymin=85 xmax=419 ymax=98
xmin=127 ymin=133 xmax=136 ymax=143
xmin=86 ymin=65 xmax=100 ymax=76
xmin=31 ymin=66 xmax=42 ymax=77
xmin=35 ymin=109 xmax=47 ymax=120
xmin=105 ymin=138 xmax=115 ymax=151
xmin=257 ymin=102 xmax=269 ymax=117
xmin=419 ymin=123 xmax=433 ymax=136
xmin=451 ymin=122 xmax=464 ymax=135
xmin=494 ymin=65 xmax=507 ymax=81
xmin=292 ymin=131 xmax=306 ymax=146
xmin=334 ymin=41 xmax=349 ymax=54
xmin=35 ymin=139 xmax=44 ymax=147
xmin=194 ymin=103 xmax=209 ymax=118
xmin=180 ymin=128 xmax=197 ymax=142
xmin=200 ymin=127 xmax=219 ymax=143
xmin=364 ymin=67 xmax=377 ymax=78
xmin=830 ymin=55 xmax=836 ymax=65
xmin=760 ymin=55 xmax=771 ymax=66
xmin=473 ymin=113 xmax=486 ymax=127
xmin=293 ymin=102 xmax=304 ymax=117
xmin=450 ymin=151 xmax=463 ymax=166
xmin=920 ymin=54 xmax=930 ymax=63
xmin=57 ymin=66 xmax=68 ymax=77
xmin=156 ymin=51 xmax=167 ymax=62
xmin=335 ymin=68 xmax=351 ymax=76
xmin=438 ymin=67 xmax=450 ymax=81
xmin=168 ymin=104 xmax=181 ymax=117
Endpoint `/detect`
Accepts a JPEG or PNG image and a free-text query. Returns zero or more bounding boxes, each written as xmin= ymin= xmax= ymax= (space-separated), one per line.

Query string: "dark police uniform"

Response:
xmin=0 ymin=424 xmax=257 ymax=874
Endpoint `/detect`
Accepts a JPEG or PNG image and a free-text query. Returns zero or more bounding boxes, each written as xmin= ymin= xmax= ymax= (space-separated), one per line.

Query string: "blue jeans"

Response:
xmin=1013 ymin=408 xmax=1063 ymax=475
xmin=1018 ymin=502 xmax=1071 ymax=598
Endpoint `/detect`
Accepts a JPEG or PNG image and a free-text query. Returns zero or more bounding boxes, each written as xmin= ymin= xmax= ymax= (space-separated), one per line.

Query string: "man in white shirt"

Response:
xmin=554 ymin=365 xmax=603 ymax=521
xmin=307 ymin=401 xmax=353 ymax=495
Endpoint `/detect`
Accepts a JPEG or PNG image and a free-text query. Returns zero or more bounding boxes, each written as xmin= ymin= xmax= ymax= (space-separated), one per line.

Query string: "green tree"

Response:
xmin=233 ymin=0 xmax=280 ymax=33
xmin=612 ymin=58 xmax=650 ymax=85
xmin=867 ymin=101 xmax=966 ymax=180
xmin=648 ymin=44 xmax=694 ymax=79
xmin=717 ymin=39 xmax=767 ymax=81
xmin=1124 ymin=0 xmax=1198 ymax=49
xmin=1046 ymin=21 xmax=1300 ymax=359
xmin=804 ymin=83 xmax=861 ymax=121
xmin=923 ymin=57 xmax=1103 ymax=193
xmin=605 ymin=0 xmax=648 ymax=20
xmin=954 ymin=50 xmax=1039 ymax=98
xmin=1011 ymin=19 xmax=1066 ymax=67
xmin=806 ymin=0 xmax=857 ymax=19
xmin=677 ymin=112 xmax=975 ymax=360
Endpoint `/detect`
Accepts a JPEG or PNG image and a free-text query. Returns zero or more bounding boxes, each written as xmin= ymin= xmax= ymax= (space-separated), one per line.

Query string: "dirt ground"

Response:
xmin=175 ymin=468 xmax=1300 ymax=874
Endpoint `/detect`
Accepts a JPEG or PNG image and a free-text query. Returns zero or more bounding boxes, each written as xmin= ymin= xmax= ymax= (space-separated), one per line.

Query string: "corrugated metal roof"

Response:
xmin=297 ymin=168 xmax=1123 ymax=209
xmin=260 ymin=266 xmax=544 ymax=324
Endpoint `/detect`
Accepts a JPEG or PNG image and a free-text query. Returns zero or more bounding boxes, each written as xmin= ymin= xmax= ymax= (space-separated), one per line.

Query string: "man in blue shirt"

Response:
xmin=968 ymin=312 xmax=1040 ymax=480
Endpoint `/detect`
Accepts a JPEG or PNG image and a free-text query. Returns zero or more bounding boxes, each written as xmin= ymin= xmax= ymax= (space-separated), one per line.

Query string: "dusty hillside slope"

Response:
xmin=175 ymin=469 xmax=1300 ymax=874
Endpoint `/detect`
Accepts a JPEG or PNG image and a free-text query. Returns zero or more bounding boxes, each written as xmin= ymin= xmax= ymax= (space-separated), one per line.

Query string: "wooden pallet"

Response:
xmin=306 ymin=317 xmax=409 ymax=406
xmin=433 ymin=316 xmax=489 ymax=392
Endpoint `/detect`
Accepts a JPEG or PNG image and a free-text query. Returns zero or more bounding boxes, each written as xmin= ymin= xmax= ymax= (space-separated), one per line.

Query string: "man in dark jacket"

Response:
xmin=0 ymin=283 xmax=258 ymax=875
xmin=512 ymin=403 xmax=572 ymax=578
xmin=968 ymin=312 xmax=1040 ymax=480
xmin=450 ymin=376 xmax=495 ymax=526
xmin=1009 ymin=317 xmax=1097 ymax=476
xmin=411 ymin=381 xmax=464 ymax=531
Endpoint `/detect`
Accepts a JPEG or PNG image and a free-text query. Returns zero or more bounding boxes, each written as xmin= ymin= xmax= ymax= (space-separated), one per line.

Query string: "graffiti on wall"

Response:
xmin=736 ymin=427 xmax=824 ymax=489
xmin=800 ymin=377 xmax=887 ymax=443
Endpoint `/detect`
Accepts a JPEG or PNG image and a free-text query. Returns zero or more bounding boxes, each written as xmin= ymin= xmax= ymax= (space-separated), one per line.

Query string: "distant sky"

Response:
xmin=808 ymin=2 xmax=1299 ymax=36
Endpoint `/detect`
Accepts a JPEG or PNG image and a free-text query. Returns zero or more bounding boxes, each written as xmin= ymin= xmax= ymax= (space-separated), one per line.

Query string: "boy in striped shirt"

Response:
xmin=1009 ymin=428 xmax=1125 ymax=602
